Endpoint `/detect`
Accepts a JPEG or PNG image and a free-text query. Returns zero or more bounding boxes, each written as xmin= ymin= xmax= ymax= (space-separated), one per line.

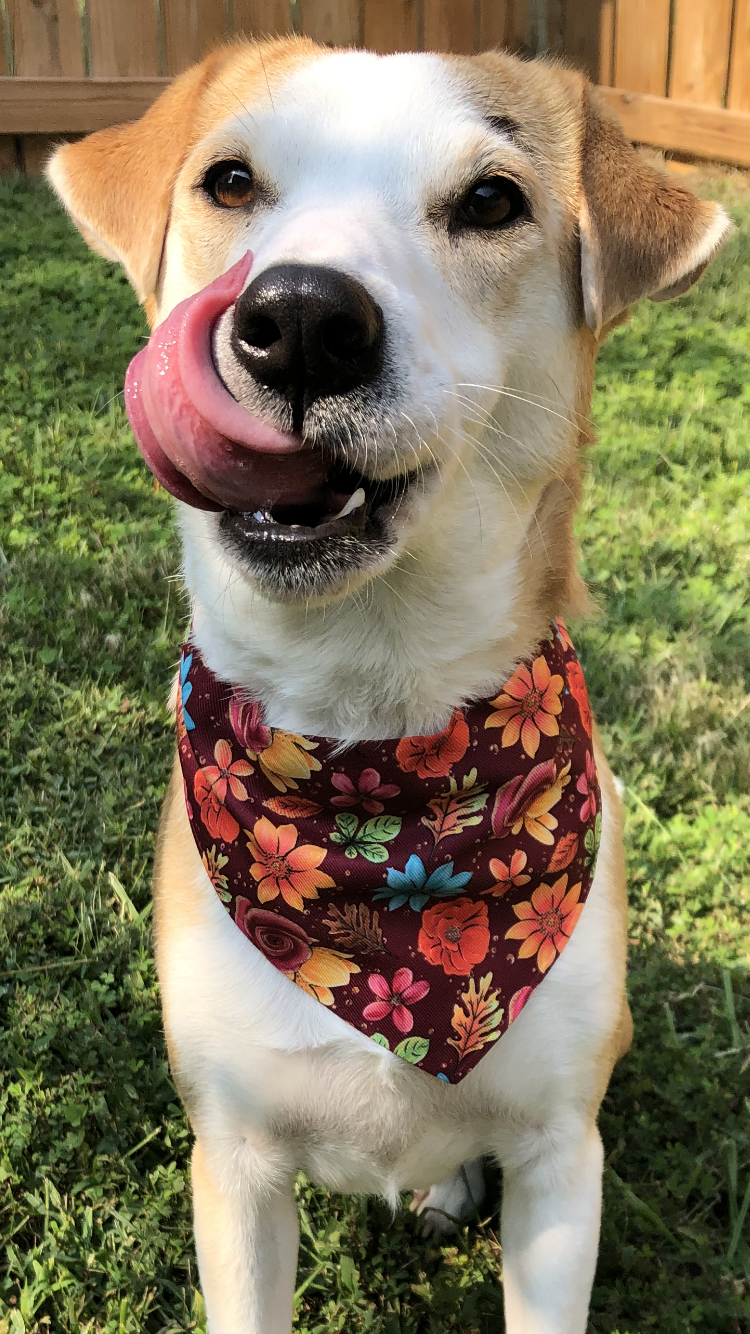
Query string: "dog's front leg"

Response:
xmin=191 ymin=1138 xmax=299 ymax=1334
xmin=497 ymin=1117 xmax=603 ymax=1334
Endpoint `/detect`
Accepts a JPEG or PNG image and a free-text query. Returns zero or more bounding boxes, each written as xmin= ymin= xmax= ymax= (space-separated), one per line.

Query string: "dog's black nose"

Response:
xmin=232 ymin=264 xmax=384 ymax=422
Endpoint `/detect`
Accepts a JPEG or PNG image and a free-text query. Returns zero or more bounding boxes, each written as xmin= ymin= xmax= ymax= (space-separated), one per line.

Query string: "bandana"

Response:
xmin=177 ymin=621 xmax=600 ymax=1083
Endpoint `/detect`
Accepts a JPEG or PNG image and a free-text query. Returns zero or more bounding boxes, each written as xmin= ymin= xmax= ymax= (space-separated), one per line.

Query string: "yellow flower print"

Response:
xmin=252 ymin=731 xmax=322 ymax=793
xmin=292 ymin=946 xmax=360 ymax=1006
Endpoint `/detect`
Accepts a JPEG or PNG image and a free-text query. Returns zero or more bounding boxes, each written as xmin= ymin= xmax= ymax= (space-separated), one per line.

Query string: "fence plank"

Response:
xmin=163 ymin=0 xmax=227 ymax=74
xmin=297 ymin=0 xmax=359 ymax=45
xmin=670 ymin=0 xmax=733 ymax=107
xmin=424 ymin=0 xmax=475 ymax=53
xmin=563 ymin=0 xmax=613 ymax=83
xmin=0 ymin=76 xmax=170 ymax=131
xmin=363 ymin=0 xmax=419 ymax=52
xmin=89 ymin=0 xmax=160 ymax=77
xmin=232 ymin=1 xmax=293 ymax=38
xmin=7 ymin=0 xmax=84 ymax=76
xmin=478 ymin=0 xmax=509 ymax=49
xmin=0 ymin=5 xmax=9 ymax=74
xmin=728 ymin=0 xmax=750 ymax=111
xmin=504 ymin=0 xmax=532 ymax=52
xmin=600 ymin=87 xmax=750 ymax=168
xmin=614 ymin=0 xmax=670 ymax=95
xmin=0 ymin=137 xmax=18 ymax=170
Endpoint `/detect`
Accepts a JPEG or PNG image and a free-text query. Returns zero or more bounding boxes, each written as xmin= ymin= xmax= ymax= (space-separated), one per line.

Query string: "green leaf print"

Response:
xmin=329 ymin=812 xmax=402 ymax=862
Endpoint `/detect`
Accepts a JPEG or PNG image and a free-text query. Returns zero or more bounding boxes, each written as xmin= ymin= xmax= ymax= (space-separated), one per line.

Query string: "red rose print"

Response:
xmin=418 ymin=899 xmax=490 ymax=976
xmin=235 ymin=903 xmax=313 ymax=972
xmin=395 ymin=709 xmax=469 ymax=779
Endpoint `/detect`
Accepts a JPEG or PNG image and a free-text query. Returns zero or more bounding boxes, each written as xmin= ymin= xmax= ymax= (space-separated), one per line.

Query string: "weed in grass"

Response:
xmin=0 ymin=169 xmax=749 ymax=1332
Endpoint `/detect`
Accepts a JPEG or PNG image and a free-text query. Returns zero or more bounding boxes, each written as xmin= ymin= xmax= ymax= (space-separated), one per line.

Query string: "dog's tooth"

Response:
xmin=331 ymin=487 xmax=366 ymax=521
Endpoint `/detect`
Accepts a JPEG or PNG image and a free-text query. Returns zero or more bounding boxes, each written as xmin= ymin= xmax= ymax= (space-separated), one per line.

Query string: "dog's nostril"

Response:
xmin=231 ymin=264 xmax=384 ymax=409
xmin=320 ymin=313 xmax=373 ymax=362
xmin=242 ymin=315 xmax=282 ymax=351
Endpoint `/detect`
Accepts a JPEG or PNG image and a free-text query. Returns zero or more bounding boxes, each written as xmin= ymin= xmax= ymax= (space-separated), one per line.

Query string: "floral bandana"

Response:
xmin=177 ymin=621 xmax=600 ymax=1083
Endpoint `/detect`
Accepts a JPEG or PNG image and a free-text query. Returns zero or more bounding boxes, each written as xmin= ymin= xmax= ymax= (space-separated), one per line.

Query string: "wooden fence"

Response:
xmin=1 ymin=1 xmax=749 ymax=173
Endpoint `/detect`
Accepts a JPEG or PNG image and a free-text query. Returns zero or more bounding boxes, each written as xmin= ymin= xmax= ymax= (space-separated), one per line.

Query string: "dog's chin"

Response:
xmin=217 ymin=455 xmax=425 ymax=602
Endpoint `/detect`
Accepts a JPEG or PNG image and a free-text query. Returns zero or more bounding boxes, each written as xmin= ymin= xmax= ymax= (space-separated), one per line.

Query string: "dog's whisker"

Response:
xmin=450 ymin=382 xmax=590 ymax=430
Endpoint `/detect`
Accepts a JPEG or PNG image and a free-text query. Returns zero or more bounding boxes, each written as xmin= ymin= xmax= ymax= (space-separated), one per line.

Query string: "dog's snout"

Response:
xmin=232 ymin=264 xmax=384 ymax=420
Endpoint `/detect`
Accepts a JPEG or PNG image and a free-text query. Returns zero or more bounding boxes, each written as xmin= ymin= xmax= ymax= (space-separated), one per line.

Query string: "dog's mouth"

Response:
xmin=123 ymin=252 xmax=424 ymax=592
xmin=218 ymin=457 xmax=420 ymax=596
xmin=222 ymin=460 xmax=413 ymax=544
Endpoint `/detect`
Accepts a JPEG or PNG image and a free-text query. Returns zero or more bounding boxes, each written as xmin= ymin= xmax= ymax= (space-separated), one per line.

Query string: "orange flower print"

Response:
xmin=246 ymin=816 xmax=335 ymax=911
xmin=491 ymin=759 xmax=571 ymax=846
xmin=418 ymin=898 xmax=490 ymax=976
xmin=194 ymin=739 xmax=254 ymax=843
xmin=566 ymin=658 xmax=592 ymax=737
xmin=486 ymin=654 xmax=564 ymax=758
xmin=483 ymin=849 xmax=531 ymax=897
xmin=505 ymin=874 xmax=584 ymax=973
xmin=396 ymin=709 xmax=469 ymax=779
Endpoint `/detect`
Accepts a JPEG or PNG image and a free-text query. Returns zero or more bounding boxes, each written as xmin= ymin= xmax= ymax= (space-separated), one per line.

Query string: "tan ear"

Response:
xmin=579 ymin=88 xmax=730 ymax=337
xmin=46 ymin=52 xmax=224 ymax=306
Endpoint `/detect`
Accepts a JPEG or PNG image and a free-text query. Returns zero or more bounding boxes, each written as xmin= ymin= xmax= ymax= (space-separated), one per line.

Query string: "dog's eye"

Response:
xmin=457 ymin=177 xmax=527 ymax=230
xmin=203 ymin=161 xmax=255 ymax=209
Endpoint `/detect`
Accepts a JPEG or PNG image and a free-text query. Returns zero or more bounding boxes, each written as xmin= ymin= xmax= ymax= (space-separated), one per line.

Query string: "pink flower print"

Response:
xmin=577 ymin=750 xmax=598 ymax=823
xmin=330 ymin=767 xmax=401 ymax=815
xmin=362 ymin=967 xmax=430 ymax=1034
xmin=508 ymin=985 xmax=533 ymax=1024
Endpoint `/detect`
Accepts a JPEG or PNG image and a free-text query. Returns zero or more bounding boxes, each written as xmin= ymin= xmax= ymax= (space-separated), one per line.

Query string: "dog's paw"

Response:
xmin=409 ymin=1158 xmax=486 ymax=1238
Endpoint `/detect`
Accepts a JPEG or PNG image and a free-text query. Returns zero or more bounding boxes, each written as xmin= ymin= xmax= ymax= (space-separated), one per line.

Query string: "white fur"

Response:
xmin=147 ymin=51 xmax=631 ymax=1334
xmin=53 ymin=46 xmax=730 ymax=1334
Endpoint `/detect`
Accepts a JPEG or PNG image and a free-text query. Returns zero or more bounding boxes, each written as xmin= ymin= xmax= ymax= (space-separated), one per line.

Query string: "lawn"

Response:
xmin=0 ymin=167 xmax=749 ymax=1334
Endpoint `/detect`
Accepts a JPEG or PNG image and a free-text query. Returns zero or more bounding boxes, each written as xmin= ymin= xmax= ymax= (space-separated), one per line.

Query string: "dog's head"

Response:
xmin=48 ymin=39 xmax=728 ymax=621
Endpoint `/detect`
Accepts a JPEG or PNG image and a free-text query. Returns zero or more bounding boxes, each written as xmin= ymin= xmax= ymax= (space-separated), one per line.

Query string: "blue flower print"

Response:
xmin=180 ymin=652 xmax=195 ymax=731
xmin=373 ymin=854 xmax=472 ymax=912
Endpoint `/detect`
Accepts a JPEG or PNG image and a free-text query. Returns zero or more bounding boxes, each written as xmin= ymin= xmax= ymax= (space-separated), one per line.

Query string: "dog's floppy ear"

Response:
xmin=579 ymin=87 xmax=730 ymax=337
xmin=46 ymin=53 xmax=223 ymax=307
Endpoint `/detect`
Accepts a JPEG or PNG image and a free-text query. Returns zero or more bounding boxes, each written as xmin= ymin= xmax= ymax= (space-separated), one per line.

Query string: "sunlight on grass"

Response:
xmin=0 ymin=167 xmax=748 ymax=1332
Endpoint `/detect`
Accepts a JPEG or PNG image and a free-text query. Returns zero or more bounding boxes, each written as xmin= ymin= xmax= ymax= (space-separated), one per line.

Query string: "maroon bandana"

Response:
xmin=177 ymin=621 xmax=600 ymax=1083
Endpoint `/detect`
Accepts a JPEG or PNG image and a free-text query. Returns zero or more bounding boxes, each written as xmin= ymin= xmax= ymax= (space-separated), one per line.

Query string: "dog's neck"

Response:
xmin=183 ymin=422 xmax=582 ymax=742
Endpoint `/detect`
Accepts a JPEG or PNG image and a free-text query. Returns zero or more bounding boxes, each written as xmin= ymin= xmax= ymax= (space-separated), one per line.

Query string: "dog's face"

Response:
xmin=177 ymin=53 xmax=567 ymax=600
xmin=50 ymin=40 xmax=727 ymax=609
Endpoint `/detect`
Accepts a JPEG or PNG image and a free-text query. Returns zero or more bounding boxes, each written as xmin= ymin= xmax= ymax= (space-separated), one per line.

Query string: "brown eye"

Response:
xmin=203 ymin=160 xmax=255 ymax=209
xmin=457 ymin=177 xmax=527 ymax=230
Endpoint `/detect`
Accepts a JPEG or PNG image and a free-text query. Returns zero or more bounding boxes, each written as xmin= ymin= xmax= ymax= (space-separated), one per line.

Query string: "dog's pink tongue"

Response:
xmin=124 ymin=251 xmax=326 ymax=512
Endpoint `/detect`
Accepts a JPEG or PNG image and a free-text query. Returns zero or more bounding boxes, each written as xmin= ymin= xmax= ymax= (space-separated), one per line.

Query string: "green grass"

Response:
xmin=0 ymin=169 xmax=749 ymax=1333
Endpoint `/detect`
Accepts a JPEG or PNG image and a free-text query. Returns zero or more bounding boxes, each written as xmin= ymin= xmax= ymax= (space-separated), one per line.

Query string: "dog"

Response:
xmin=48 ymin=36 xmax=728 ymax=1334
